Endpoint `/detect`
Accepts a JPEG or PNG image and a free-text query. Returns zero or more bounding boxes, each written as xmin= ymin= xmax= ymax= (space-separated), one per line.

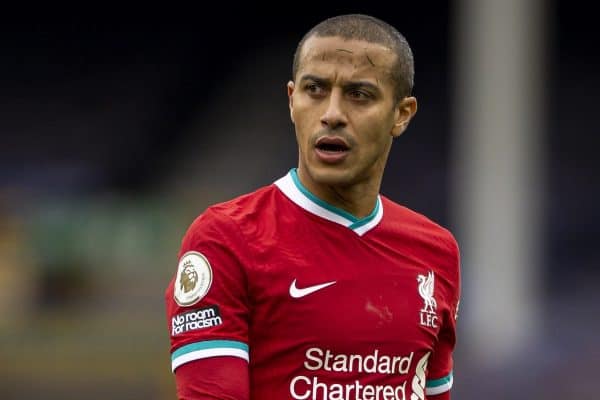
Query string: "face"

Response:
xmin=288 ymin=35 xmax=417 ymax=193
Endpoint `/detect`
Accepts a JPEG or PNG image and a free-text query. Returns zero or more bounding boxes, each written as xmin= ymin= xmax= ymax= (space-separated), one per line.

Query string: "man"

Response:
xmin=165 ymin=14 xmax=460 ymax=400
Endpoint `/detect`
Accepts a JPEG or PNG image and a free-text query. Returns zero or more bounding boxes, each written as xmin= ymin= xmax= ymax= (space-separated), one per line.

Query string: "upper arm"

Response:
xmin=165 ymin=209 xmax=251 ymax=398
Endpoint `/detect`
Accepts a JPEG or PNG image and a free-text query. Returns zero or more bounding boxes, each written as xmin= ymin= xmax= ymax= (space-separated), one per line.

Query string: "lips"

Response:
xmin=314 ymin=136 xmax=351 ymax=163
xmin=315 ymin=136 xmax=350 ymax=152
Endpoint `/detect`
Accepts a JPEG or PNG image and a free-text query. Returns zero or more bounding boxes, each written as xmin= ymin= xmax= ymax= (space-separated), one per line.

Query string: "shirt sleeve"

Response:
xmin=175 ymin=357 xmax=249 ymax=400
xmin=426 ymin=236 xmax=461 ymax=398
xmin=165 ymin=207 xmax=251 ymax=373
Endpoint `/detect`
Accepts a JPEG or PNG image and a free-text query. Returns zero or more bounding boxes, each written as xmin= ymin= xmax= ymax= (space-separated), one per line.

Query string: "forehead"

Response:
xmin=297 ymin=36 xmax=396 ymax=81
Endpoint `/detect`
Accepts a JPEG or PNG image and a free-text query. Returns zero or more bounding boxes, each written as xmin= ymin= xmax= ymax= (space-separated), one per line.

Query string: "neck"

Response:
xmin=296 ymin=168 xmax=382 ymax=219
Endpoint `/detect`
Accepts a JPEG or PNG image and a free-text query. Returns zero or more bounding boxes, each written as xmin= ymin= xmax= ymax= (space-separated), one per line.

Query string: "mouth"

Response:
xmin=315 ymin=137 xmax=350 ymax=152
xmin=314 ymin=136 xmax=351 ymax=163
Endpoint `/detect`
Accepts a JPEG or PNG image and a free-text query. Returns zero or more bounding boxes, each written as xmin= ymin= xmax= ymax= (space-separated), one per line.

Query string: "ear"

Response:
xmin=391 ymin=96 xmax=418 ymax=138
xmin=287 ymin=81 xmax=295 ymax=124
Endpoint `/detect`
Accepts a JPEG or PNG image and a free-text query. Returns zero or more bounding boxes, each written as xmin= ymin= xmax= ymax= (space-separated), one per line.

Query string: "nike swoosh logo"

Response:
xmin=289 ymin=279 xmax=337 ymax=298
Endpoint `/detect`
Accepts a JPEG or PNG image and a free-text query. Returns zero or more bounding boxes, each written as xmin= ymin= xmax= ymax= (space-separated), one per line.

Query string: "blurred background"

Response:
xmin=1 ymin=1 xmax=598 ymax=399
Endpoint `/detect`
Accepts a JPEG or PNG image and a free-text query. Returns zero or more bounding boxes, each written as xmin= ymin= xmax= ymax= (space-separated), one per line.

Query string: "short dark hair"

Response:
xmin=292 ymin=14 xmax=415 ymax=102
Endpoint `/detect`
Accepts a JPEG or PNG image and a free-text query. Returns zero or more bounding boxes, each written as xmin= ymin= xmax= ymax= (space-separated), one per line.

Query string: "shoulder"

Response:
xmin=380 ymin=196 xmax=460 ymax=262
xmin=382 ymin=196 xmax=457 ymax=239
xmin=208 ymin=183 xmax=279 ymax=221
xmin=185 ymin=183 xmax=280 ymax=240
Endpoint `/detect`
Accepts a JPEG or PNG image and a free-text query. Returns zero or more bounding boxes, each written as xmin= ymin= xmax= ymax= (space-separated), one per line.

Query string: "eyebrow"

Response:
xmin=299 ymin=74 xmax=381 ymax=93
xmin=299 ymin=74 xmax=329 ymax=86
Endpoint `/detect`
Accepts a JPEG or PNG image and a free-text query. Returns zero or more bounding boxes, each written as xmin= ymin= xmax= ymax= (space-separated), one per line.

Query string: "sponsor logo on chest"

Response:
xmin=290 ymin=347 xmax=432 ymax=400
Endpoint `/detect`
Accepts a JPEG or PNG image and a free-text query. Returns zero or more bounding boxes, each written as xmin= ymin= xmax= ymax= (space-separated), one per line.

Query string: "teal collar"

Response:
xmin=274 ymin=168 xmax=383 ymax=236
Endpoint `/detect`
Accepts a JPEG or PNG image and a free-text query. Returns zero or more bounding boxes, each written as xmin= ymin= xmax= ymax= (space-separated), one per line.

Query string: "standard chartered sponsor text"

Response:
xmin=304 ymin=347 xmax=413 ymax=374
xmin=291 ymin=376 xmax=407 ymax=400
xmin=290 ymin=347 xmax=414 ymax=400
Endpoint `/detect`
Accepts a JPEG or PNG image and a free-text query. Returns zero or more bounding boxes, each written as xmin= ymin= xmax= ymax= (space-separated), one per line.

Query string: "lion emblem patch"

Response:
xmin=174 ymin=251 xmax=213 ymax=306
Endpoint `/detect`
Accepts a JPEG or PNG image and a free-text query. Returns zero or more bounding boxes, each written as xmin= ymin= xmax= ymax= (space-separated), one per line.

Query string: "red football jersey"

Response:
xmin=165 ymin=169 xmax=461 ymax=399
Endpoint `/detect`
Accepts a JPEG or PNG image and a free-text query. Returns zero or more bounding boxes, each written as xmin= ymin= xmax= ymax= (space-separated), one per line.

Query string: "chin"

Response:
xmin=309 ymin=165 xmax=355 ymax=186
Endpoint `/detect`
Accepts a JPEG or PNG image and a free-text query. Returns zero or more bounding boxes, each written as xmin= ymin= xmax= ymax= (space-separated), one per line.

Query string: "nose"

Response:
xmin=320 ymin=90 xmax=347 ymax=130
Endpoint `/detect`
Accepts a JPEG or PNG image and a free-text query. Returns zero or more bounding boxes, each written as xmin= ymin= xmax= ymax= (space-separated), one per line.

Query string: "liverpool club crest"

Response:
xmin=417 ymin=271 xmax=438 ymax=328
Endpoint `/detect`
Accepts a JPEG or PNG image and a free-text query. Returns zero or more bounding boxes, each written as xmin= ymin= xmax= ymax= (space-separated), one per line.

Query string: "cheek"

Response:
xmin=292 ymin=111 xmax=312 ymax=148
xmin=356 ymin=113 xmax=392 ymax=142
xmin=293 ymin=104 xmax=319 ymax=136
xmin=355 ymin=120 xmax=394 ymax=159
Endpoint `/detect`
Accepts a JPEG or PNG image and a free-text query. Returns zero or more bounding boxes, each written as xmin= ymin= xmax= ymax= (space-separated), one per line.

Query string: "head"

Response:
xmin=293 ymin=14 xmax=415 ymax=103
xmin=288 ymin=14 xmax=418 ymax=195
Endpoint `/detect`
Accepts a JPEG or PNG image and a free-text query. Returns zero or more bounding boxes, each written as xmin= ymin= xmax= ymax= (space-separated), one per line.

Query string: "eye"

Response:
xmin=348 ymin=90 xmax=372 ymax=101
xmin=304 ymin=82 xmax=326 ymax=97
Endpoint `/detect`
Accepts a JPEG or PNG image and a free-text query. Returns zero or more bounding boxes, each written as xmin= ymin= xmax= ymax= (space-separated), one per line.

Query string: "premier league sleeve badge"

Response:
xmin=174 ymin=251 xmax=213 ymax=307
